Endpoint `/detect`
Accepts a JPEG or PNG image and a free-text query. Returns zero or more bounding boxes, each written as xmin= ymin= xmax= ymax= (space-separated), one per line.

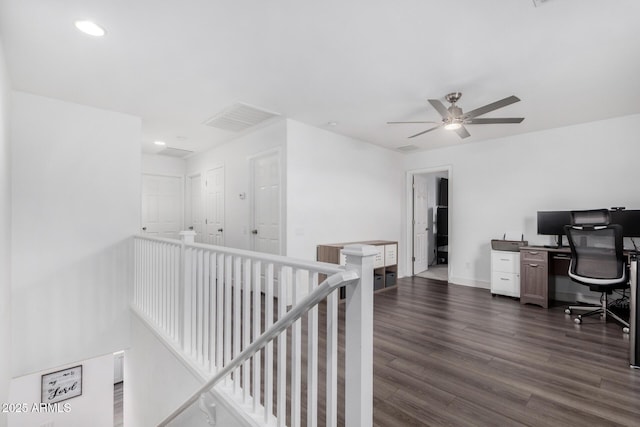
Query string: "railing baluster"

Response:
xmin=264 ymin=262 xmax=274 ymax=424
xmin=152 ymin=242 xmax=157 ymax=322
xmin=277 ymin=266 xmax=288 ymax=427
xmin=224 ymin=254 xmax=233 ymax=382
xmin=233 ymin=256 xmax=242 ymax=392
xmin=252 ymin=260 xmax=262 ymax=413
xmin=308 ymin=271 xmax=319 ymax=427
xmin=183 ymin=247 xmax=192 ymax=354
xmin=162 ymin=243 xmax=168 ymax=333
xmin=203 ymin=249 xmax=210 ymax=369
xmin=326 ymin=288 xmax=338 ymax=427
xmin=209 ymin=252 xmax=217 ymax=373
xmin=191 ymin=249 xmax=198 ymax=357
xmin=216 ymin=253 xmax=225 ymax=373
xmin=291 ymin=268 xmax=302 ymax=427
xmin=197 ymin=249 xmax=204 ymax=363
xmin=171 ymin=245 xmax=177 ymax=340
xmin=242 ymin=258 xmax=251 ymax=403
xmin=178 ymin=241 xmax=185 ymax=350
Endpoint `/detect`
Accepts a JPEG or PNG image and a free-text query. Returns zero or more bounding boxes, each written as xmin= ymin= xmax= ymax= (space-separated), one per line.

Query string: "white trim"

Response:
xmin=185 ymin=172 xmax=202 ymax=234
xmin=405 ymin=166 xmax=452 ymax=279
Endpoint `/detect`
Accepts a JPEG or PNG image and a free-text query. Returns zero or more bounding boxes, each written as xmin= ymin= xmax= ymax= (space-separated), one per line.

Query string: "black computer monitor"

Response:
xmin=610 ymin=209 xmax=640 ymax=237
xmin=537 ymin=211 xmax=572 ymax=247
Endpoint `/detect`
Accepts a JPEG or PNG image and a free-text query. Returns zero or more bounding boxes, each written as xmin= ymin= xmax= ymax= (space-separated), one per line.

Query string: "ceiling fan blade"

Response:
xmin=454 ymin=125 xmax=471 ymax=139
xmin=428 ymin=99 xmax=451 ymax=119
xmin=408 ymin=125 xmax=441 ymax=139
xmin=387 ymin=121 xmax=439 ymax=124
xmin=465 ymin=117 xmax=524 ymax=124
xmin=463 ymin=95 xmax=520 ymax=119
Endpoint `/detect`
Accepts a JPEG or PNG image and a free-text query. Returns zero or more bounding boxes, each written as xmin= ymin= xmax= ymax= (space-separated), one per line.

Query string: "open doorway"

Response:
xmin=407 ymin=167 xmax=451 ymax=282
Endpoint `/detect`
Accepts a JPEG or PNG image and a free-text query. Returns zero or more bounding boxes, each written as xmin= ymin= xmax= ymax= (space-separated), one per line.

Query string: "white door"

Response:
xmin=188 ymin=174 xmax=204 ymax=243
xmin=413 ymin=174 xmax=429 ymax=274
xmin=204 ymin=166 xmax=225 ymax=245
xmin=142 ymin=174 xmax=183 ymax=239
xmin=251 ymin=152 xmax=281 ymax=255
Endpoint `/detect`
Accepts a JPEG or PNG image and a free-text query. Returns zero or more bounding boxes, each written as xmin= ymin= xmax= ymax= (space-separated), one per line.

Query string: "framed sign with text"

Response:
xmin=41 ymin=365 xmax=83 ymax=404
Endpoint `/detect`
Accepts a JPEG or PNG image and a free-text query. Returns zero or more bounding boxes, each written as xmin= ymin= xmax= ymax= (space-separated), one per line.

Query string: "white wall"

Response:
xmin=403 ymin=113 xmax=640 ymax=288
xmin=286 ymin=120 xmax=404 ymax=263
xmin=11 ymin=92 xmax=141 ymax=377
xmin=8 ymin=354 xmax=114 ymax=427
xmin=0 ymin=37 xmax=12 ymax=427
xmin=125 ymin=315 xmax=249 ymax=427
xmin=142 ymin=153 xmax=186 ymax=176
xmin=186 ymin=120 xmax=287 ymax=250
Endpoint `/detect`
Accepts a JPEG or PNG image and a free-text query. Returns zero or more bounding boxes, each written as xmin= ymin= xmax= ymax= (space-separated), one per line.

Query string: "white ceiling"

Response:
xmin=1 ymin=0 xmax=639 ymax=155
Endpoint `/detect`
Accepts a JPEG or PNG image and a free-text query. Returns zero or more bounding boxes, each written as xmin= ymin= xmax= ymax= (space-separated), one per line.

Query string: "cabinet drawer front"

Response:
xmin=491 ymin=272 xmax=520 ymax=297
xmin=491 ymin=251 xmax=519 ymax=273
xmin=521 ymin=249 xmax=547 ymax=263
xmin=384 ymin=244 xmax=397 ymax=266
xmin=373 ymin=246 xmax=385 ymax=268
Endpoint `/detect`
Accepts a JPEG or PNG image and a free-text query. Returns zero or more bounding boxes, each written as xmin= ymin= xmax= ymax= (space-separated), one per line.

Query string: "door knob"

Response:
xmin=251 ymin=229 xmax=258 ymax=235
xmin=217 ymin=228 xmax=223 ymax=232
xmin=142 ymin=227 xmax=147 ymax=231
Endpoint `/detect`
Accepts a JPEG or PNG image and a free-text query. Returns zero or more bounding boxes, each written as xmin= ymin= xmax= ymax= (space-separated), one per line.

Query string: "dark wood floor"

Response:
xmin=369 ymin=276 xmax=640 ymax=426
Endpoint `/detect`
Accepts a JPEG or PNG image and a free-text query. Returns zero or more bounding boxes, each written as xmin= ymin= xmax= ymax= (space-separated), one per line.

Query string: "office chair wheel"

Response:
xmin=565 ymin=308 xmax=572 ymax=315
xmin=623 ymin=327 xmax=630 ymax=334
xmin=574 ymin=317 xmax=582 ymax=324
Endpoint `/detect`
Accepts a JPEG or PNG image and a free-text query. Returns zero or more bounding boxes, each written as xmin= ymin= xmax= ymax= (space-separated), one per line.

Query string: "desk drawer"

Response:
xmin=491 ymin=272 xmax=520 ymax=298
xmin=521 ymin=249 xmax=547 ymax=263
xmin=491 ymin=251 xmax=520 ymax=274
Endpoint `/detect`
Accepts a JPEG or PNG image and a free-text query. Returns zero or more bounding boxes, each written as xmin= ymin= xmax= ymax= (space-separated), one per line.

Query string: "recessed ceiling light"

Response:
xmin=154 ymin=141 xmax=166 ymax=146
xmin=327 ymin=121 xmax=338 ymax=126
xmin=74 ymin=20 xmax=106 ymax=37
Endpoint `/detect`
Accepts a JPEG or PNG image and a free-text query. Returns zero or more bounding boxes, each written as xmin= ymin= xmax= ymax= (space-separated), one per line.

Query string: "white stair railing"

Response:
xmin=133 ymin=235 xmax=377 ymax=427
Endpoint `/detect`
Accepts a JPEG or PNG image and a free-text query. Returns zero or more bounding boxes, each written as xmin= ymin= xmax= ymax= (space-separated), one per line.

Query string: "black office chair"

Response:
xmin=564 ymin=209 xmax=630 ymax=333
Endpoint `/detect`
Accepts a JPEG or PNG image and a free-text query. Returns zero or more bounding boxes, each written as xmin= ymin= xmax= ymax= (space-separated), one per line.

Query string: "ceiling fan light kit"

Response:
xmin=389 ymin=92 xmax=524 ymax=139
xmin=444 ymin=121 xmax=462 ymax=130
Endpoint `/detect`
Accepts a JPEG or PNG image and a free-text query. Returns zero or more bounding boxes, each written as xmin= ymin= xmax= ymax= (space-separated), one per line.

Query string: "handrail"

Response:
xmin=157 ymin=269 xmax=360 ymax=427
xmin=136 ymin=234 xmax=345 ymax=275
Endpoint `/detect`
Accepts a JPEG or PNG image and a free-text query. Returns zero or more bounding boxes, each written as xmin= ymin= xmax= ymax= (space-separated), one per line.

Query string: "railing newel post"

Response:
xmin=342 ymin=244 xmax=377 ymax=427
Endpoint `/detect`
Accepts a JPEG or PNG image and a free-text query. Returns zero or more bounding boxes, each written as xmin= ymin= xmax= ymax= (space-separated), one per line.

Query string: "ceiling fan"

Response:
xmin=388 ymin=92 xmax=524 ymax=139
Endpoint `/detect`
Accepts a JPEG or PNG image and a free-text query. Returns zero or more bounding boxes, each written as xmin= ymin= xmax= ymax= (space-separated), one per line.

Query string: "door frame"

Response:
xmin=405 ymin=166 xmax=452 ymax=277
xmin=186 ymin=172 xmax=202 ymax=234
xmin=248 ymin=147 xmax=286 ymax=255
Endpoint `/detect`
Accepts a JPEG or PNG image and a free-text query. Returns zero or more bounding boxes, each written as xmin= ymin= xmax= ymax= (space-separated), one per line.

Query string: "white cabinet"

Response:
xmin=491 ymin=250 xmax=520 ymax=298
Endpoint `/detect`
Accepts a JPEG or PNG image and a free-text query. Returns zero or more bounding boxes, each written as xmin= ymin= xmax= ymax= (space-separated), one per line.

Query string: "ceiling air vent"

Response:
xmin=397 ymin=144 xmax=419 ymax=152
xmin=158 ymin=147 xmax=194 ymax=158
xmin=203 ymin=102 xmax=280 ymax=132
